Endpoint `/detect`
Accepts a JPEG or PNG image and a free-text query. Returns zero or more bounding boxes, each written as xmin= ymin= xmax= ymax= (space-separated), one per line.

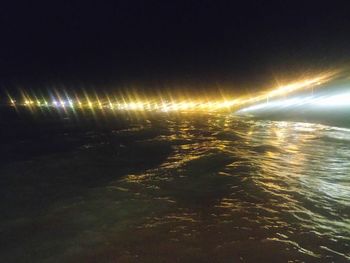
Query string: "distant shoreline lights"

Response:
xmin=5 ymin=71 xmax=338 ymax=113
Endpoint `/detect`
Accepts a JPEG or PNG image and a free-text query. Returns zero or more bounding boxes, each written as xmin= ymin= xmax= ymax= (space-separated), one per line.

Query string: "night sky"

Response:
xmin=1 ymin=1 xmax=350 ymax=94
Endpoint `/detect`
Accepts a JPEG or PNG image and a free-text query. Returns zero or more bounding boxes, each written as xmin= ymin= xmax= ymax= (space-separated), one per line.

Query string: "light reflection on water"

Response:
xmin=1 ymin=113 xmax=350 ymax=262
xmin=119 ymin=116 xmax=350 ymax=262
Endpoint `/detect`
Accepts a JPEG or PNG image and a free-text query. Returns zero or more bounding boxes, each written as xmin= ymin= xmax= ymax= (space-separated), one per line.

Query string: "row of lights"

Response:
xmin=9 ymin=98 xmax=241 ymax=112
xmin=6 ymin=71 xmax=337 ymax=113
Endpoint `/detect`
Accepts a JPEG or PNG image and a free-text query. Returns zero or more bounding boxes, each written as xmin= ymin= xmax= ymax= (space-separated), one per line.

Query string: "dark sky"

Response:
xmin=1 ymin=1 xmax=350 ymax=93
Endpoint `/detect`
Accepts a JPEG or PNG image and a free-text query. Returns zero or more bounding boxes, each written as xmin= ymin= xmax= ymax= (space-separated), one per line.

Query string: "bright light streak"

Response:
xmin=313 ymin=93 xmax=350 ymax=107
xmin=238 ymin=92 xmax=350 ymax=113
xmin=238 ymin=71 xmax=338 ymax=107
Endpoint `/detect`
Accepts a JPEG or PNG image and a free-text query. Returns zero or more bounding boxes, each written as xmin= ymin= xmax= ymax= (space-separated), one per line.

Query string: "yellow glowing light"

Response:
xmin=161 ymin=102 xmax=170 ymax=112
xmin=24 ymin=99 xmax=34 ymax=106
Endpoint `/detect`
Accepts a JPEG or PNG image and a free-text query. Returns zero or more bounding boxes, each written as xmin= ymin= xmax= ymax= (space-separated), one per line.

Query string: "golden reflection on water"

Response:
xmin=116 ymin=115 xmax=350 ymax=261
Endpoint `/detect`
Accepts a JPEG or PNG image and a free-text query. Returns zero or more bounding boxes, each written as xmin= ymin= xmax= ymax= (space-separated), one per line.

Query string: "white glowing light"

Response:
xmin=313 ymin=93 xmax=350 ymax=107
xmin=238 ymin=92 xmax=350 ymax=113
xmin=68 ymin=99 xmax=74 ymax=107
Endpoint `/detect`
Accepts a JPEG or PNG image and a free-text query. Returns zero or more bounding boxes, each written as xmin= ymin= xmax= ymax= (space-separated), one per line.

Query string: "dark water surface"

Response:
xmin=1 ymin=109 xmax=350 ymax=262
